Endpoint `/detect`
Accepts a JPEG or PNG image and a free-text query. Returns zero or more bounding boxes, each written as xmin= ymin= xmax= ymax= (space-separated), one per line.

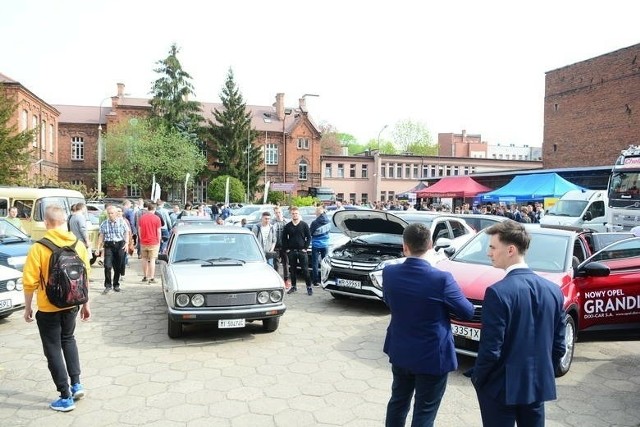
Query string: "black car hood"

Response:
xmin=332 ymin=210 xmax=408 ymax=238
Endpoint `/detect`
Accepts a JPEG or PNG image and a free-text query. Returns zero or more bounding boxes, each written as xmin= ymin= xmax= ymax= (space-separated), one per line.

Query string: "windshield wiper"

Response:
xmin=205 ymin=257 xmax=246 ymax=264
xmin=173 ymin=257 xmax=208 ymax=264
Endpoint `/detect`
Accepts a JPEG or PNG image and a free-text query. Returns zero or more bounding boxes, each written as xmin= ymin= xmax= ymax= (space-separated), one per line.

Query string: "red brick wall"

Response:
xmin=58 ymin=123 xmax=99 ymax=188
xmin=543 ymin=44 xmax=640 ymax=168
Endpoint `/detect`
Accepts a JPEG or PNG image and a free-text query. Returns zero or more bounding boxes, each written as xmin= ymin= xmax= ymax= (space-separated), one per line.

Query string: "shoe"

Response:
xmin=141 ymin=277 xmax=148 ymax=282
xmin=102 ymin=287 xmax=112 ymax=294
xmin=113 ymin=287 xmax=121 ymax=292
xmin=50 ymin=396 xmax=75 ymax=412
xmin=307 ymin=287 xmax=313 ymax=296
xmin=313 ymin=283 xmax=320 ymax=287
xmin=287 ymin=287 xmax=297 ymax=295
xmin=149 ymin=278 xmax=156 ymax=284
xmin=71 ymin=383 xmax=85 ymax=401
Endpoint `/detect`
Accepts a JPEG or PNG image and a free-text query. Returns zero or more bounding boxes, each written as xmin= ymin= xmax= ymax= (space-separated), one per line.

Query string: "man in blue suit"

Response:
xmin=383 ymin=223 xmax=474 ymax=427
xmin=470 ymin=220 xmax=565 ymax=427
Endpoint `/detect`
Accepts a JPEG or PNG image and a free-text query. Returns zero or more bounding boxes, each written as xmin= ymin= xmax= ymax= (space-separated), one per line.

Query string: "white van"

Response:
xmin=540 ymin=190 xmax=608 ymax=231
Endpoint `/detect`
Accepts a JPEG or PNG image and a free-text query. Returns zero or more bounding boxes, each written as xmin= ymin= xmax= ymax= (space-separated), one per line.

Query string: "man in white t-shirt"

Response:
xmin=251 ymin=211 xmax=277 ymax=267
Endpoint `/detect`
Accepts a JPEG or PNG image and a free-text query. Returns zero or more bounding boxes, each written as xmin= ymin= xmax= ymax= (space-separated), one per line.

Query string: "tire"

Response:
xmin=330 ymin=292 xmax=349 ymax=300
xmin=167 ymin=315 xmax=183 ymax=339
xmin=263 ymin=317 xmax=280 ymax=332
xmin=556 ymin=314 xmax=576 ymax=377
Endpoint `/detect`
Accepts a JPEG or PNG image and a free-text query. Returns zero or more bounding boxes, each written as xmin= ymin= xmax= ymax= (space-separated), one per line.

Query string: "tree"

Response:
xmin=208 ymin=175 xmax=245 ymax=203
xmin=0 ymin=84 xmax=34 ymax=184
xmin=391 ymin=119 xmax=437 ymax=155
xmin=149 ymin=44 xmax=202 ymax=146
xmin=101 ymin=118 xmax=206 ymax=197
xmin=318 ymin=122 xmax=343 ymax=155
xmin=205 ymin=68 xmax=262 ymax=197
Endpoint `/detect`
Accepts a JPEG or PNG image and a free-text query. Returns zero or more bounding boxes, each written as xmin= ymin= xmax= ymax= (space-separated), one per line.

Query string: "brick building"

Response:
xmin=543 ymin=43 xmax=640 ymax=168
xmin=0 ymin=73 xmax=60 ymax=182
xmin=438 ymin=130 xmax=486 ymax=158
xmin=54 ymin=84 xmax=321 ymax=201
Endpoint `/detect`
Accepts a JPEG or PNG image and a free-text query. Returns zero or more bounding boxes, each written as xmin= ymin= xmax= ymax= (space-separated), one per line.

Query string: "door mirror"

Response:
xmin=583 ymin=211 xmax=593 ymax=221
xmin=434 ymin=237 xmax=452 ymax=251
xmin=576 ymin=261 xmax=610 ymax=278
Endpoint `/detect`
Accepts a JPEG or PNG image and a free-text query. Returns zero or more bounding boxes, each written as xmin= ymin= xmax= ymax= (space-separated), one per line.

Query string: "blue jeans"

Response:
xmin=311 ymin=247 xmax=328 ymax=284
xmin=385 ymin=365 xmax=448 ymax=427
xmin=36 ymin=307 xmax=81 ymax=398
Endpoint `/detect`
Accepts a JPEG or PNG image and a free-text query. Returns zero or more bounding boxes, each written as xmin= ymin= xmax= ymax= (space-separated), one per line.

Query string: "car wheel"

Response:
xmin=0 ymin=313 xmax=11 ymax=320
xmin=167 ymin=315 xmax=183 ymax=339
xmin=556 ymin=314 xmax=576 ymax=377
xmin=330 ymin=292 xmax=349 ymax=300
xmin=262 ymin=317 xmax=280 ymax=332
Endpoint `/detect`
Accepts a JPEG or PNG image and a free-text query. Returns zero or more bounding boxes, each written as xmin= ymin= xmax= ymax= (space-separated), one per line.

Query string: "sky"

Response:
xmin=1 ymin=1 xmax=638 ymax=148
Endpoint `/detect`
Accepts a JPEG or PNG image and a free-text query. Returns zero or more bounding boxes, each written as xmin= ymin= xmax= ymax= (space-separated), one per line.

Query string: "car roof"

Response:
xmin=172 ymin=224 xmax=252 ymax=236
xmin=450 ymin=213 xmax=510 ymax=221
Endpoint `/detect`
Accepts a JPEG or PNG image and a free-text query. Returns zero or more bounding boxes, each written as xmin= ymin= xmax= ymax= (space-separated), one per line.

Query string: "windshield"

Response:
xmin=546 ymin=200 xmax=588 ymax=217
xmin=0 ymin=218 xmax=29 ymax=239
xmin=608 ymin=171 xmax=640 ymax=200
xmin=232 ymin=206 xmax=262 ymax=216
xmin=171 ymin=233 xmax=263 ymax=263
xmin=453 ymin=231 xmax=570 ymax=273
xmin=589 ymin=238 xmax=640 ymax=262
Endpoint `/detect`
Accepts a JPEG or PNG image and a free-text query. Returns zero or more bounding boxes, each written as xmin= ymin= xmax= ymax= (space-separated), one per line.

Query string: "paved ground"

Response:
xmin=1 ymin=258 xmax=640 ymax=426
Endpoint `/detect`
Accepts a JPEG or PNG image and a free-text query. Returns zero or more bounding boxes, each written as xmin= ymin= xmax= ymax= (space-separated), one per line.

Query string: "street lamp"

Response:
xmin=282 ymin=108 xmax=293 ymax=183
xmin=97 ymin=96 xmax=111 ymax=196
xmin=377 ymin=124 xmax=388 ymax=151
xmin=247 ymin=129 xmax=251 ymax=202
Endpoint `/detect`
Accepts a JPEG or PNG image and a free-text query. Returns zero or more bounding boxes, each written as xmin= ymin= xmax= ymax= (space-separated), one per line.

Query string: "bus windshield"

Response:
xmin=608 ymin=171 xmax=640 ymax=200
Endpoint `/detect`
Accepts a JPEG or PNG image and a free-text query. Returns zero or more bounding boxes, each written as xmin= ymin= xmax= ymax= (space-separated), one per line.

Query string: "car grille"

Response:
xmin=330 ymin=258 xmax=379 ymax=271
xmin=0 ymin=281 xmax=9 ymax=292
xmin=205 ymin=292 xmax=257 ymax=307
xmin=450 ymin=298 xmax=483 ymax=323
xmin=454 ymin=335 xmax=480 ymax=353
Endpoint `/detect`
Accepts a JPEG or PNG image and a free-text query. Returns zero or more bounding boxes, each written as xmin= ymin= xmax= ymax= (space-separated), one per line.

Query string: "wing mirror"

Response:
xmin=575 ymin=261 xmax=610 ymax=278
xmin=434 ymin=237 xmax=453 ymax=251
xmin=583 ymin=211 xmax=593 ymax=221
xmin=443 ymin=246 xmax=456 ymax=258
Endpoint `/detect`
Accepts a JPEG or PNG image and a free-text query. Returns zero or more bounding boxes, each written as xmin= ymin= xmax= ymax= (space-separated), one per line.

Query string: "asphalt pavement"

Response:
xmin=0 ymin=257 xmax=639 ymax=426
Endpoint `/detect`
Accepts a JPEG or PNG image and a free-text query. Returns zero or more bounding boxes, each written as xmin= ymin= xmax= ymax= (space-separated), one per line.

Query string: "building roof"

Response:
xmin=54 ymin=105 xmax=112 ymax=125
xmin=0 ymin=72 xmax=18 ymax=83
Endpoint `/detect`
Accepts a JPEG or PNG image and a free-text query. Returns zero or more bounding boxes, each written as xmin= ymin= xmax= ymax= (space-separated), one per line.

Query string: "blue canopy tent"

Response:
xmin=479 ymin=172 xmax=586 ymax=203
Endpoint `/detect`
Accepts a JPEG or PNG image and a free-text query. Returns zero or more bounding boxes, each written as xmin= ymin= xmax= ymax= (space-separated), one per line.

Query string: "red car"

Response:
xmin=438 ymin=225 xmax=640 ymax=376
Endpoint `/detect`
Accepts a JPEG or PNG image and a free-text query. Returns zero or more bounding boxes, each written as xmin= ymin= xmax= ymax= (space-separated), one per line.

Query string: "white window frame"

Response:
xmin=49 ymin=123 xmax=54 ymax=153
xmin=127 ymin=184 xmax=141 ymax=197
xmin=337 ymin=163 xmax=344 ymax=178
xmin=21 ymin=110 xmax=28 ymax=131
xmin=265 ymin=143 xmax=278 ymax=165
xmin=32 ymin=116 xmax=37 ymax=147
xmin=361 ymin=164 xmax=368 ymax=178
xmin=324 ymin=163 xmax=332 ymax=178
xmin=297 ymin=138 xmax=309 ymax=150
xmin=298 ymin=161 xmax=308 ymax=180
xmin=41 ymin=120 xmax=46 ymax=151
xmin=71 ymin=136 xmax=84 ymax=161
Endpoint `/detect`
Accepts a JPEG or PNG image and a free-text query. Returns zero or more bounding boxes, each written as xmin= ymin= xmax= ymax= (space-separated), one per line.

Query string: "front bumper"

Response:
xmin=168 ymin=303 xmax=286 ymax=323
xmin=321 ymin=278 xmax=383 ymax=300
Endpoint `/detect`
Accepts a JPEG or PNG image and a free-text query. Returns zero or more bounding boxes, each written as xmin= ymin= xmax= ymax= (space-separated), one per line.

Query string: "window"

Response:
xmin=388 ymin=191 xmax=395 ymax=201
xmin=21 ymin=110 xmax=28 ymax=131
xmin=325 ymin=163 xmax=332 ymax=178
xmin=430 ymin=165 xmax=436 ymax=177
xmin=450 ymin=221 xmax=467 ymax=238
xmin=49 ymin=123 xmax=54 ymax=153
xmin=361 ymin=193 xmax=368 ymax=204
xmin=413 ymin=165 xmax=418 ymax=179
xmin=381 ymin=191 xmax=387 ymax=202
xmin=71 ymin=137 xmax=84 ymax=160
xmin=265 ymin=143 xmax=278 ymax=165
xmin=381 ymin=164 xmax=386 ymax=178
xmin=41 ymin=120 xmax=46 ymax=151
xmin=298 ymin=161 xmax=308 ymax=180
xmin=361 ymin=164 xmax=368 ymax=178
xmin=297 ymin=138 xmax=309 ymax=149
xmin=32 ymin=116 xmax=37 ymax=147
xmin=453 ymin=166 xmax=459 ymax=175
xmin=336 ymin=193 xmax=344 ymax=202
xmin=396 ymin=165 xmax=402 ymax=178
xmin=405 ymin=165 xmax=411 ymax=178
xmin=349 ymin=193 xmax=356 ymax=204
xmin=337 ymin=164 xmax=344 ymax=178
xmin=464 ymin=166 xmax=469 ymax=175
xmin=71 ymin=179 xmax=84 ymax=186
xmin=350 ymin=164 xmax=356 ymax=178
xmin=388 ymin=164 xmax=394 ymax=178
xmin=127 ymin=185 xmax=141 ymax=197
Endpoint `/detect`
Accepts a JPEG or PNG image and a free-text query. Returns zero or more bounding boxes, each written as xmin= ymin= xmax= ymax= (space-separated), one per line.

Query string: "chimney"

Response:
xmin=275 ymin=93 xmax=285 ymax=121
xmin=461 ymin=129 xmax=467 ymax=142
xmin=117 ymin=83 xmax=125 ymax=97
xmin=299 ymin=97 xmax=307 ymax=113
xmin=342 ymin=146 xmax=349 ymax=156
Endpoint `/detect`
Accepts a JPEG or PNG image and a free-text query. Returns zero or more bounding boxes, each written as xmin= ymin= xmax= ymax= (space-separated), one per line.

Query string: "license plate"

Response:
xmin=0 ymin=299 xmax=12 ymax=310
xmin=451 ymin=324 xmax=481 ymax=341
xmin=218 ymin=319 xmax=246 ymax=328
xmin=337 ymin=278 xmax=361 ymax=289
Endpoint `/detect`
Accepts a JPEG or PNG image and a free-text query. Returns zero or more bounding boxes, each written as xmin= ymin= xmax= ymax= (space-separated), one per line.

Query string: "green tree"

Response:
xmin=391 ymin=119 xmax=437 ymax=155
xmin=149 ymin=44 xmax=202 ymax=145
xmin=208 ymin=175 xmax=245 ymax=203
xmin=205 ymin=68 xmax=262 ymax=197
xmin=0 ymin=84 xmax=34 ymax=184
xmin=102 ymin=118 xmax=206 ymax=197
xmin=318 ymin=122 xmax=343 ymax=155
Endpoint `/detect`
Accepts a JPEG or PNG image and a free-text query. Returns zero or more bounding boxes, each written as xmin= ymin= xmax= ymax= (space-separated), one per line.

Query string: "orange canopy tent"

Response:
xmin=415 ymin=176 xmax=492 ymax=198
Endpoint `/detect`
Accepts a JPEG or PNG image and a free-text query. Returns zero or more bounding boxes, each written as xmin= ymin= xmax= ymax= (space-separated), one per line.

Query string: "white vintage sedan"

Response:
xmin=158 ymin=225 xmax=286 ymax=338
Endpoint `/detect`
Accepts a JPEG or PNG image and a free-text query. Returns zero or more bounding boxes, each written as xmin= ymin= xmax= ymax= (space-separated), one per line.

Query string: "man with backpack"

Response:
xmin=22 ymin=204 xmax=91 ymax=412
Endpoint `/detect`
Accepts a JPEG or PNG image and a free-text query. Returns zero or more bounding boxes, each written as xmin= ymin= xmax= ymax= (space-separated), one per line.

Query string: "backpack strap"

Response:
xmin=36 ymin=238 xmax=79 ymax=288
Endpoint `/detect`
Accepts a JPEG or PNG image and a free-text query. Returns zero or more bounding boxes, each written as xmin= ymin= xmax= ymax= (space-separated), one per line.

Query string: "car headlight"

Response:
xmin=6 ymin=280 xmax=16 ymax=291
xmin=369 ymin=258 xmax=405 ymax=290
xmin=176 ymin=294 xmax=190 ymax=307
xmin=320 ymin=256 xmax=331 ymax=282
xmin=257 ymin=291 xmax=270 ymax=304
xmin=191 ymin=294 xmax=205 ymax=307
xmin=269 ymin=290 xmax=282 ymax=303
xmin=15 ymin=278 xmax=23 ymax=291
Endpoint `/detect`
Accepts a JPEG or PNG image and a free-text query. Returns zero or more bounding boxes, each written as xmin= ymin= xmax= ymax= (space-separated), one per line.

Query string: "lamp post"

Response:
xmin=377 ymin=124 xmax=388 ymax=151
xmin=247 ymin=129 xmax=251 ymax=203
xmin=282 ymin=108 xmax=292 ymax=183
xmin=97 ymin=96 xmax=112 ymax=196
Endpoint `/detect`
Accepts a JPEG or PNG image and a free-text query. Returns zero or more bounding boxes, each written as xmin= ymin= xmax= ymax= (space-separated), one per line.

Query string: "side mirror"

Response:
xmin=158 ymin=254 xmax=168 ymax=262
xmin=443 ymin=246 xmax=456 ymax=258
xmin=434 ymin=237 xmax=453 ymax=251
xmin=583 ymin=211 xmax=593 ymax=221
xmin=575 ymin=261 xmax=610 ymax=278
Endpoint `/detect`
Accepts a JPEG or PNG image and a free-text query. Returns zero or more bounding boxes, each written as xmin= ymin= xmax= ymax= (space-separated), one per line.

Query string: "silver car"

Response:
xmin=158 ymin=225 xmax=286 ymax=338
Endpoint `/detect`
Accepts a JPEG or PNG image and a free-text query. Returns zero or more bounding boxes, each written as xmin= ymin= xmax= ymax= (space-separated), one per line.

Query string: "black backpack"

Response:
xmin=38 ymin=238 xmax=89 ymax=308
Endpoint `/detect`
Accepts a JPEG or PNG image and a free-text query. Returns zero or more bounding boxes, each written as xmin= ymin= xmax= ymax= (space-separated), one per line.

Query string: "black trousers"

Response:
xmin=36 ymin=307 xmax=81 ymax=398
xmin=273 ymin=248 xmax=290 ymax=281
xmin=288 ymin=249 xmax=311 ymax=288
xmin=104 ymin=241 xmax=125 ymax=288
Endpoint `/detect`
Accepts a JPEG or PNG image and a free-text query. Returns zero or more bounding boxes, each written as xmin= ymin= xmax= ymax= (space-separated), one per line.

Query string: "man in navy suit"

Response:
xmin=383 ymin=223 xmax=474 ymax=427
xmin=470 ymin=220 xmax=565 ymax=427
